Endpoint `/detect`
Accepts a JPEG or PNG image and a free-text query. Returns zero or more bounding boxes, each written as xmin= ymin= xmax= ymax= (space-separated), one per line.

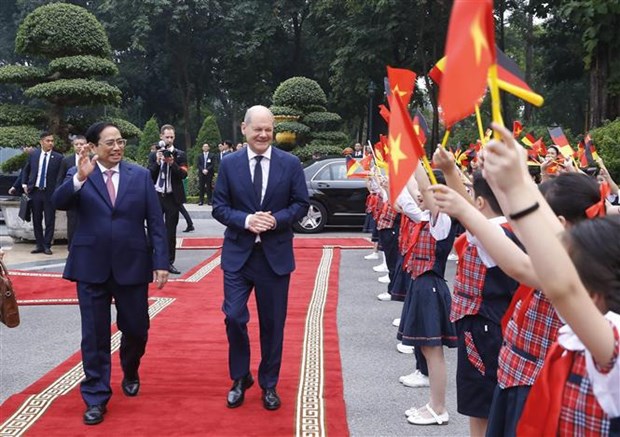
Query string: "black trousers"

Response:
xmin=31 ymin=188 xmax=55 ymax=249
xmin=78 ymin=277 xmax=149 ymax=407
xmin=158 ymin=193 xmax=179 ymax=263
xmin=198 ymin=172 xmax=214 ymax=204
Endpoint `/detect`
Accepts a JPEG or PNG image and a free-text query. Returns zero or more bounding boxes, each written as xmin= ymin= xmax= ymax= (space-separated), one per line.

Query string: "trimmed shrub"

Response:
xmin=15 ymin=3 xmax=111 ymax=58
xmin=310 ymin=131 xmax=349 ymax=143
xmin=302 ymin=111 xmax=342 ymax=130
xmin=590 ymin=118 xmax=620 ymax=181
xmin=25 ymin=79 xmax=122 ymax=106
xmin=274 ymin=121 xmax=310 ymax=135
xmin=292 ymin=142 xmax=345 ymax=162
xmin=0 ymin=125 xmax=42 ymax=148
xmin=105 ymin=117 xmax=142 ymax=138
xmin=0 ymin=104 xmax=46 ymax=125
xmin=272 ymin=77 xmax=327 ymax=112
xmin=270 ymin=106 xmax=304 ymax=117
xmin=49 ymin=55 xmax=118 ymax=78
xmin=0 ymin=65 xmax=47 ymax=84
xmin=1 ymin=152 xmax=29 ymax=173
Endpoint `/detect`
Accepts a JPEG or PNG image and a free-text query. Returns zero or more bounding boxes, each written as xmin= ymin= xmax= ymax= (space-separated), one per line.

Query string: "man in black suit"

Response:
xmin=196 ymin=142 xmax=216 ymax=205
xmin=352 ymin=142 xmax=364 ymax=158
xmin=22 ymin=131 xmax=63 ymax=255
xmin=57 ymin=135 xmax=90 ymax=248
xmin=149 ymin=124 xmax=188 ymax=274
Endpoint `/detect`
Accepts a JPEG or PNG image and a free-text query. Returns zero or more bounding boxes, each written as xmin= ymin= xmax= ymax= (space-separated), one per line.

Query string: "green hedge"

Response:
xmin=0 ymin=65 xmax=47 ymax=84
xmin=272 ymin=77 xmax=327 ymax=111
xmin=49 ymin=55 xmax=118 ymax=78
xmin=16 ymin=3 xmax=111 ymax=58
xmin=292 ymin=142 xmax=345 ymax=162
xmin=25 ymin=79 xmax=122 ymax=105
xmin=1 ymin=153 xmax=29 ymax=173
xmin=0 ymin=125 xmax=41 ymax=148
xmin=136 ymin=116 xmax=159 ymax=166
xmin=590 ymin=118 xmax=620 ymax=181
xmin=0 ymin=104 xmax=46 ymax=125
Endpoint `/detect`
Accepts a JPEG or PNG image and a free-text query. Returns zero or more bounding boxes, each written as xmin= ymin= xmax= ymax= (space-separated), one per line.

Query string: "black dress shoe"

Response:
xmin=227 ymin=374 xmax=254 ymax=408
xmin=262 ymin=388 xmax=281 ymax=410
xmin=183 ymin=225 xmax=195 ymax=233
xmin=198 ymin=202 xmax=204 ymax=206
xmin=122 ymin=377 xmax=140 ymax=397
xmin=44 ymin=248 xmax=53 ymax=255
xmin=83 ymin=404 xmax=107 ymax=425
xmin=31 ymin=248 xmax=44 ymax=254
xmin=168 ymin=264 xmax=181 ymax=274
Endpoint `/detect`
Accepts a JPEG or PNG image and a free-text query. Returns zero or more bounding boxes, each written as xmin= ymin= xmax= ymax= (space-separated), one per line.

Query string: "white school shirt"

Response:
xmin=465 ymin=215 xmax=509 ymax=268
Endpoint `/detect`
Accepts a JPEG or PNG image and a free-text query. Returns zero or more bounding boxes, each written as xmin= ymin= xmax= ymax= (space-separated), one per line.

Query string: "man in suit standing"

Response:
xmin=52 ymin=122 xmax=169 ymax=426
xmin=57 ymin=135 xmax=90 ymax=248
xmin=212 ymin=105 xmax=309 ymax=411
xmin=22 ymin=132 xmax=63 ymax=255
xmin=149 ymin=124 xmax=188 ymax=275
xmin=196 ymin=142 xmax=216 ymax=205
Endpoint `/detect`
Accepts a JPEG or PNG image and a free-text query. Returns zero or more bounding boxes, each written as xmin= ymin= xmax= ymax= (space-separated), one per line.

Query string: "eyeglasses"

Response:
xmin=99 ymin=138 xmax=127 ymax=148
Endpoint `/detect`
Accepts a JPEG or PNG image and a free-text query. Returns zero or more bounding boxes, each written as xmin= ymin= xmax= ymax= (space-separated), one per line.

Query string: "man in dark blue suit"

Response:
xmin=53 ymin=122 xmax=169 ymax=425
xmin=213 ymin=105 xmax=309 ymax=411
xmin=21 ymin=132 xmax=63 ymax=254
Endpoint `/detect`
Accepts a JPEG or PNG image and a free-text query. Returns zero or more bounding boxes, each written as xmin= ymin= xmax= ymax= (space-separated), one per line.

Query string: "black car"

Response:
xmin=293 ymin=157 xmax=368 ymax=233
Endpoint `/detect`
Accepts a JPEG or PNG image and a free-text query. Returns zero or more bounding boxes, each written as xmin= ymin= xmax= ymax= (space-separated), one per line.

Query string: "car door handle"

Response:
xmin=317 ymin=182 xmax=330 ymax=188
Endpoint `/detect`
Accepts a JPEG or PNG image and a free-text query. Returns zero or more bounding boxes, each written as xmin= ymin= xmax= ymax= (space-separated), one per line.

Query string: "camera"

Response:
xmin=162 ymin=149 xmax=173 ymax=158
xmin=156 ymin=140 xmax=166 ymax=151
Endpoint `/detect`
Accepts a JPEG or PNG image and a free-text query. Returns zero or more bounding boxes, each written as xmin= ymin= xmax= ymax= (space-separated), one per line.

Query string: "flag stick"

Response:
xmin=441 ymin=130 xmax=451 ymax=149
xmin=475 ymin=104 xmax=485 ymax=145
xmin=487 ymin=64 xmax=504 ymax=139
xmin=422 ymin=155 xmax=438 ymax=185
xmin=496 ymin=79 xmax=544 ymax=107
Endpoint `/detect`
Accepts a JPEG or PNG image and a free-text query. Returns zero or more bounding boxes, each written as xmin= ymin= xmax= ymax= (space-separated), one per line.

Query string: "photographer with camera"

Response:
xmin=149 ymin=124 xmax=189 ymax=274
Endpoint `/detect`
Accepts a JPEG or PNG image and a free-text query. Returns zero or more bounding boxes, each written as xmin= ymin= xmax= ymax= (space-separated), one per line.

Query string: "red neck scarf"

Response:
xmin=586 ymin=181 xmax=610 ymax=219
xmin=517 ymin=342 xmax=575 ymax=436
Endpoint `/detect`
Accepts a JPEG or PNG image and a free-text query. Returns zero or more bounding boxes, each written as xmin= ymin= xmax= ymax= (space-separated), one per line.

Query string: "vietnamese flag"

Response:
xmin=387 ymin=94 xmax=423 ymax=201
xmin=378 ymin=104 xmax=391 ymax=123
xmin=513 ymin=120 xmax=523 ymax=138
xmin=387 ymin=66 xmax=417 ymax=107
xmin=440 ymin=0 xmax=496 ymax=127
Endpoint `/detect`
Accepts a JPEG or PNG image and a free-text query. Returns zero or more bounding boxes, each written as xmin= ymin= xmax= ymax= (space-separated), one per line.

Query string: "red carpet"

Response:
xmin=0 ymin=238 xmax=370 ymax=436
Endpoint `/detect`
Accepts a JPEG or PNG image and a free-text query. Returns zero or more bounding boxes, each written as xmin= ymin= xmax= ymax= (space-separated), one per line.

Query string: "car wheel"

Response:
xmin=294 ymin=200 xmax=327 ymax=233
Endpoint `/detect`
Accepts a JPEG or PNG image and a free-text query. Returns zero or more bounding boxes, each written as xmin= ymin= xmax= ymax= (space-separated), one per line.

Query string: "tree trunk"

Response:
xmin=589 ymin=44 xmax=608 ymax=129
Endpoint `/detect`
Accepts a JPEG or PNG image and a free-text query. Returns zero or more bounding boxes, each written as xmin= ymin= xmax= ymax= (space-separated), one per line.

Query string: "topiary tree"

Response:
xmin=135 ymin=116 xmax=160 ymax=166
xmin=189 ymin=114 xmax=222 ymax=168
xmin=270 ymin=76 xmax=348 ymax=157
xmin=0 ymin=3 xmax=136 ymax=153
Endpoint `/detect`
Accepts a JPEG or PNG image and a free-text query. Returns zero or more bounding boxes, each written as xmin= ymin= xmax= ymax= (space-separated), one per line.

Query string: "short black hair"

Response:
xmin=39 ymin=131 xmax=53 ymax=139
xmin=539 ymin=173 xmax=600 ymax=223
xmin=85 ymin=122 xmax=117 ymax=144
xmin=473 ymin=171 xmax=502 ymax=214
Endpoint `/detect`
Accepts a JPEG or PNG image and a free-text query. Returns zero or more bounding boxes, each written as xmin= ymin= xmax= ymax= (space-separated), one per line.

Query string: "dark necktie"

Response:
xmin=253 ymin=155 xmax=263 ymax=203
xmin=159 ymin=163 xmax=168 ymax=192
xmin=39 ymin=153 xmax=48 ymax=188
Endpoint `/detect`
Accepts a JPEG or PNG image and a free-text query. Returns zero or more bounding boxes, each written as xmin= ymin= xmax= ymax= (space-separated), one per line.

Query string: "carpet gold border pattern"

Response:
xmin=0 ymin=297 xmax=175 ymax=437
xmin=295 ymin=247 xmax=333 ymax=437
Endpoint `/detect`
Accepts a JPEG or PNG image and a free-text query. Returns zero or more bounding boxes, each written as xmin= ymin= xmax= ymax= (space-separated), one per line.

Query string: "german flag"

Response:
xmin=584 ymin=133 xmax=600 ymax=161
xmin=412 ymin=109 xmax=430 ymax=145
xmin=548 ymin=126 xmax=574 ymax=159
xmin=429 ymin=47 xmax=544 ymax=108
xmin=496 ymin=48 xmax=544 ymax=107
